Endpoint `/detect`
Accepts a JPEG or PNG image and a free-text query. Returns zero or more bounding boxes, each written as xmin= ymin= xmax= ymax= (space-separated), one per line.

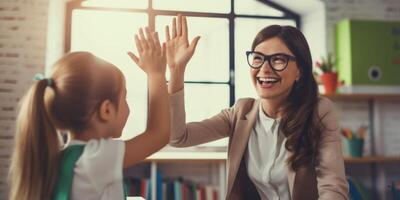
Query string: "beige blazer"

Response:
xmin=169 ymin=90 xmax=349 ymax=200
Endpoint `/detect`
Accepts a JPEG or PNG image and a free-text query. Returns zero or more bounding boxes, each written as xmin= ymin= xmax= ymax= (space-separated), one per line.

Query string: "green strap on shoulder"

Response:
xmin=53 ymin=145 xmax=85 ymax=200
xmin=53 ymin=144 xmax=128 ymax=200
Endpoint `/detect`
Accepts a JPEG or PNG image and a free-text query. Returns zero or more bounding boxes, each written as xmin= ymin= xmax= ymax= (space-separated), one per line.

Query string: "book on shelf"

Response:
xmin=124 ymin=178 xmax=151 ymax=200
xmin=347 ymin=176 xmax=369 ymax=200
xmin=391 ymin=181 xmax=400 ymax=200
xmin=125 ymin=172 xmax=219 ymax=200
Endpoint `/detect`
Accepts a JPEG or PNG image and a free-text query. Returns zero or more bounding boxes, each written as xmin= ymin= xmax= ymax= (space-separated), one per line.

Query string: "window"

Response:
xmin=66 ymin=0 xmax=299 ymax=146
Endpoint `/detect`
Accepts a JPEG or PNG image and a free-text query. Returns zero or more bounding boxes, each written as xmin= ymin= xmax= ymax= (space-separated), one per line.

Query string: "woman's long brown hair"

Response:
xmin=252 ymin=25 xmax=323 ymax=171
xmin=9 ymin=52 xmax=123 ymax=200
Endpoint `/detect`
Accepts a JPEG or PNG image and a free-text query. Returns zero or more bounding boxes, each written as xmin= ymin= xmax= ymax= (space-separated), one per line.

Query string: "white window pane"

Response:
xmin=71 ymin=10 xmax=148 ymax=140
xmin=153 ymin=0 xmax=230 ymax=14
xmin=184 ymin=84 xmax=229 ymax=147
xmin=82 ymin=0 xmax=148 ymax=9
xmin=234 ymin=0 xmax=284 ymax=16
xmin=184 ymin=84 xmax=229 ymax=122
xmin=234 ymin=18 xmax=296 ymax=100
xmin=156 ymin=16 xmax=229 ymax=82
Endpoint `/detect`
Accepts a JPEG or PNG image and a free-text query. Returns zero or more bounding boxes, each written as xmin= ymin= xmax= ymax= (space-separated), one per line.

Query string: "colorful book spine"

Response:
xmin=125 ymin=176 xmax=219 ymax=200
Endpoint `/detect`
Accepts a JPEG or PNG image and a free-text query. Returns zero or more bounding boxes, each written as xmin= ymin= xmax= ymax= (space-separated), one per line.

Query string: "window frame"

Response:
xmin=65 ymin=0 xmax=300 ymax=106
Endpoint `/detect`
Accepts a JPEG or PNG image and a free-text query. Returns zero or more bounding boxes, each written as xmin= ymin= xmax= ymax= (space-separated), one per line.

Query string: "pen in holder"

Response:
xmin=341 ymin=127 xmax=366 ymax=157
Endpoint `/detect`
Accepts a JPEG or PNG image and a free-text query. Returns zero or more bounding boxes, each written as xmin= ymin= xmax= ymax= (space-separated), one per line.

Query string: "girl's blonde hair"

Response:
xmin=9 ymin=52 xmax=124 ymax=200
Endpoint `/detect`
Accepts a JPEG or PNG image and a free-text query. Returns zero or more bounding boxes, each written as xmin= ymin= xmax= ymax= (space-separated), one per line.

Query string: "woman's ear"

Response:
xmin=98 ymin=100 xmax=114 ymax=122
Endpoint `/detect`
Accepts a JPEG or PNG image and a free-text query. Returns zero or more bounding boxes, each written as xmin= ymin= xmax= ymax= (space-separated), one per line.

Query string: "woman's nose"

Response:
xmin=260 ymin=61 xmax=274 ymax=72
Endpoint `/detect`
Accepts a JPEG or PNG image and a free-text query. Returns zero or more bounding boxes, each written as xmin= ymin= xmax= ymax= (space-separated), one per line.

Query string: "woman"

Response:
xmin=165 ymin=15 xmax=348 ymax=200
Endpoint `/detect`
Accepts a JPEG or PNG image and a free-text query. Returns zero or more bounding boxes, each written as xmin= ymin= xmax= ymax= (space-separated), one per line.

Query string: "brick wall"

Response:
xmin=0 ymin=0 xmax=49 ymax=199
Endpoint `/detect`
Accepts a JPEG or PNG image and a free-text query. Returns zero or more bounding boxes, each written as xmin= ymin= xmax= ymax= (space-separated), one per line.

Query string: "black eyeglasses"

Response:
xmin=246 ymin=51 xmax=296 ymax=71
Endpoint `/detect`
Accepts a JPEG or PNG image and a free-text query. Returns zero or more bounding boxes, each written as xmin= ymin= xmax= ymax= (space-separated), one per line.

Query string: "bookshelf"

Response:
xmin=323 ymin=93 xmax=400 ymax=101
xmin=344 ymin=156 xmax=400 ymax=164
xmin=124 ymin=151 xmax=227 ymax=200
xmin=324 ymin=92 xmax=400 ymax=199
xmin=147 ymin=154 xmax=400 ymax=164
xmin=146 ymin=152 xmax=227 ymax=163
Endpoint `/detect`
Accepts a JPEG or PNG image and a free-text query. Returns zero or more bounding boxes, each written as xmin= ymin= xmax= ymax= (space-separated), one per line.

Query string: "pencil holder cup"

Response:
xmin=345 ymin=138 xmax=364 ymax=157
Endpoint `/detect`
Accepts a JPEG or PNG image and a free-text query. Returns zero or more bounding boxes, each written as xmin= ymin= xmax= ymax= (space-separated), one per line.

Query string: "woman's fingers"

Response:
xmin=172 ymin=17 xmax=177 ymax=38
xmin=165 ymin=25 xmax=171 ymax=42
xmin=189 ymin=36 xmax=201 ymax=53
xmin=161 ymin=42 xmax=166 ymax=60
xmin=177 ymin=14 xmax=182 ymax=36
xmin=182 ymin=16 xmax=188 ymax=40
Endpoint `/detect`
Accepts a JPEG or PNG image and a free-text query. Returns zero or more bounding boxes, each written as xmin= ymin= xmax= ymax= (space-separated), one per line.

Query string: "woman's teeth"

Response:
xmin=258 ymin=77 xmax=280 ymax=84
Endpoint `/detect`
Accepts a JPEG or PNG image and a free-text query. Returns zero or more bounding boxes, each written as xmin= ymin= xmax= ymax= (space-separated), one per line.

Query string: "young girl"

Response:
xmin=9 ymin=27 xmax=169 ymax=200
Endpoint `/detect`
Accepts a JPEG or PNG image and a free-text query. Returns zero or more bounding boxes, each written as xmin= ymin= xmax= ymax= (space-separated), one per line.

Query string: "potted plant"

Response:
xmin=315 ymin=54 xmax=338 ymax=94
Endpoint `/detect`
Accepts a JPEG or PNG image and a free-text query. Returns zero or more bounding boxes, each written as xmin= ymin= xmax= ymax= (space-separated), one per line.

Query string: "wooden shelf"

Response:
xmin=344 ymin=156 xmax=400 ymax=164
xmin=323 ymin=93 xmax=400 ymax=101
xmin=145 ymin=152 xmax=400 ymax=164
xmin=145 ymin=151 xmax=227 ymax=163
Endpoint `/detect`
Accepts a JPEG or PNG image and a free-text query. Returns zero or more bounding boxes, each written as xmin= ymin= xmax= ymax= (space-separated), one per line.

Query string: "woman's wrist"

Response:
xmin=167 ymin=67 xmax=185 ymax=94
xmin=168 ymin=75 xmax=184 ymax=94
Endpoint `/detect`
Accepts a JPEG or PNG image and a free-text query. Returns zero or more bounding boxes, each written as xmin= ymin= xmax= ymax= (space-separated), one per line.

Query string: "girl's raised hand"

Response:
xmin=128 ymin=27 xmax=167 ymax=75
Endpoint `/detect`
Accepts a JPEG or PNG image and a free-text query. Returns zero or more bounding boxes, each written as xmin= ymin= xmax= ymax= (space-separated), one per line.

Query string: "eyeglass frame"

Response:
xmin=245 ymin=51 xmax=296 ymax=71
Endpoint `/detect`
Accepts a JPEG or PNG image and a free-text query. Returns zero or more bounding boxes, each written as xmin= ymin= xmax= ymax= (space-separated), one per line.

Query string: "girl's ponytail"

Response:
xmin=9 ymin=78 xmax=61 ymax=200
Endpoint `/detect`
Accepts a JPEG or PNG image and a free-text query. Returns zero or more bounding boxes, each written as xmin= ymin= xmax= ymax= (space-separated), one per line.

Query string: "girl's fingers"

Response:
xmin=138 ymin=28 xmax=149 ymax=49
xmin=165 ymin=25 xmax=171 ymax=41
xmin=134 ymin=34 xmax=143 ymax=53
xmin=144 ymin=27 xmax=155 ymax=48
xmin=177 ymin=14 xmax=182 ymax=36
xmin=172 ymin=17 xmax=177 ymax=38
xmin=127 ymin=52 xmax=139 ymax=65
xmin=152 ymin=32 xmax=161 ymax=50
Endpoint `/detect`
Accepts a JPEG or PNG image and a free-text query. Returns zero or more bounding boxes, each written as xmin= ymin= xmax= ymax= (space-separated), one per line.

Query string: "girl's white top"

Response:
xmin=67 ymin=138 xmax=125 ymax=200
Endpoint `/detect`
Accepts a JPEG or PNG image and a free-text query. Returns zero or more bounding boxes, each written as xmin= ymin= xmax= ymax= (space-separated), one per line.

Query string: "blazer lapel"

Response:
xmin=285 ymin=152 xmax=319 ymax=200
xmin=226 ymin=99 xmax=260 ymax=197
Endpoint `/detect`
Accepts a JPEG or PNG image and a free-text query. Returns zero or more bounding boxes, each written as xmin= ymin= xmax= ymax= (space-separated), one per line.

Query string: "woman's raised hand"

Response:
xmin=128 ymin=27 xmax=167 ymax=75
xmin=165 ymin=15 xmax=200 ymax=93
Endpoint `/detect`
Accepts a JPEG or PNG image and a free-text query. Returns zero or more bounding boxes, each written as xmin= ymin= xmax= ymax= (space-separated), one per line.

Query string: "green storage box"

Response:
xmin=336 ymin=20 xmax=400 ymax=87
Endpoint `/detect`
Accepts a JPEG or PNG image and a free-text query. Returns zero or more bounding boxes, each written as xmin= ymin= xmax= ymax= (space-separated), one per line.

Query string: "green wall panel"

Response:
xmin=336 ymin=20 xmax=400 ymax=86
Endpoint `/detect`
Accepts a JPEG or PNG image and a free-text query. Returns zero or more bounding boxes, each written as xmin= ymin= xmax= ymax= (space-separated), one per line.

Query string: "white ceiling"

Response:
xmin=271 ymin=0 xmax=324 ymax=16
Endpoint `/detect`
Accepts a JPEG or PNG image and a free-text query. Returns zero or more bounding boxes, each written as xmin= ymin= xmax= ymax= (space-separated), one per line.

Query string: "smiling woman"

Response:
xmin=167 ymin=15 xmax=349 ymax=200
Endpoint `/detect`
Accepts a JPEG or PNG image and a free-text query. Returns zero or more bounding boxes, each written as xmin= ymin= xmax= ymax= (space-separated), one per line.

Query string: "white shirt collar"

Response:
xmin=258 ymin=102 xmax=280 ymax=133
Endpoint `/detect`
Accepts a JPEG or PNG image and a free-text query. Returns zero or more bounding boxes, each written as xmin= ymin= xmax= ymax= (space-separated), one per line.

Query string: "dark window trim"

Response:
xmin=65 ymin=0 xmax=300 ymax=106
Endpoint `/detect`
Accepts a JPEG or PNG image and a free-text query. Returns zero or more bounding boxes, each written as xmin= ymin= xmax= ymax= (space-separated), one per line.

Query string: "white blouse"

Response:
xmin=246 ymin=103 xmax=291 ymax=200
